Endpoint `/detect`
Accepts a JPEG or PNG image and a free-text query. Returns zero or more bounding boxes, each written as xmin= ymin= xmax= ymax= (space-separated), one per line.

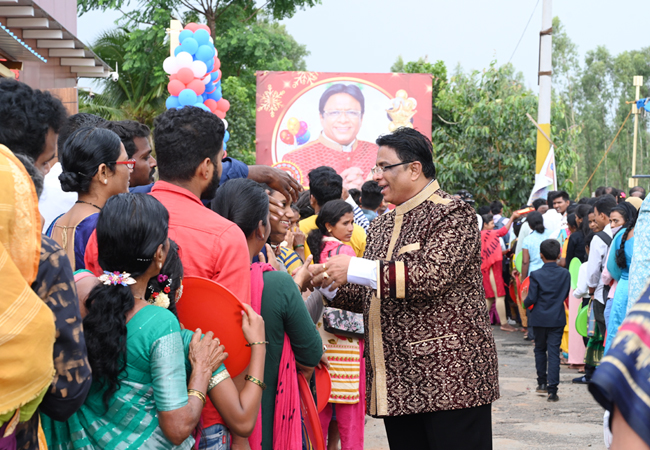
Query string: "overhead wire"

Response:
xmin=508 ymin=0 xmax=541 ymax=64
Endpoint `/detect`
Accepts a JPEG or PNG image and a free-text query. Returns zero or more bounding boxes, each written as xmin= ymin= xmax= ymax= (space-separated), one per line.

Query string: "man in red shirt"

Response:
xmin=150 ymin=107 xmax=251 ymax=449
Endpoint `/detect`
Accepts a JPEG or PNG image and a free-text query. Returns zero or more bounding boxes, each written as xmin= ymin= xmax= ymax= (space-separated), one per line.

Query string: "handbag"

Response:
xmin=322 ymin=307 xmax=364 ymax=339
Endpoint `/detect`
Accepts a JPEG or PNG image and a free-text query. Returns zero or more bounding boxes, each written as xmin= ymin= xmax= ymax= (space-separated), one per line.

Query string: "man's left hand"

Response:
xmin=248 ymin=165 xmax=303 ymax=203
xmin=322 ymin=254 xmax=352 ymax=290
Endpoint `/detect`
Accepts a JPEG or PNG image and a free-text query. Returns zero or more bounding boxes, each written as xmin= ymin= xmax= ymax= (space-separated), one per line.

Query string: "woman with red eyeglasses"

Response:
xmin=46 ymin=127 xmax=134 ymax=271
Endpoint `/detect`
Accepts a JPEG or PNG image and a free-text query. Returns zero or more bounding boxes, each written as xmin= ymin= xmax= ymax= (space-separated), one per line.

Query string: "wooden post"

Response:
xmin=167 ymin=20 xmax=183 ymax=57
xmin=630 ymin=75 xmax=644 ymax=188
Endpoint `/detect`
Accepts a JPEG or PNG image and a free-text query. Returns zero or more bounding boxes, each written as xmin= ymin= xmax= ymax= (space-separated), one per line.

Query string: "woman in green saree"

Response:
xmin=43 ymin=193 xmax=267 ymax=449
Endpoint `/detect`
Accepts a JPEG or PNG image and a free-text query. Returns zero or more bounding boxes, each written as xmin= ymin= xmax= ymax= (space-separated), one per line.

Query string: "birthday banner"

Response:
xmin=255 ymin=72 xmax=432 ymax=189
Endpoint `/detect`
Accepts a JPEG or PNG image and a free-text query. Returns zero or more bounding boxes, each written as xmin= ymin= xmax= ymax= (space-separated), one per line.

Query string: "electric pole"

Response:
xmin=630 ymin=75 xmax=643 ymax=188
xmin=535 ymin=0 xmax=552 ymax=176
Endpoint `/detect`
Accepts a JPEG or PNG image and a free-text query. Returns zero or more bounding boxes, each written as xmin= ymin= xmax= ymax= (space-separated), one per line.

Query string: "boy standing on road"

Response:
xmin=524 ymin=239 xmax=571 ymax=402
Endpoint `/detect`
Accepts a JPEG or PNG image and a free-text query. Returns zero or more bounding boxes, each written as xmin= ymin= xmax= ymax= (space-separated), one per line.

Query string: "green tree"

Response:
xmin=80 ymin=27 xmax=168 ymax=127
xmin=430 ymin=61 xmax=578 ymax=207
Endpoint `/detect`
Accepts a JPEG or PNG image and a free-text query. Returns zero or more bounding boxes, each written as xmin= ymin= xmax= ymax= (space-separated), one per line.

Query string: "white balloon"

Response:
xmin=222 ymin=119 xmax=228 ymax=130
xmin=163 ymin=56 xmax=179 ymax=74
xmin=176 ymin=52 xmax=194 ymax=68
xmin=201 ymin=73 xmax=211 ymax=85
xmin=209 ymin=37 xmax=214 ymax=44
xmin=191 ymin=60 xmax=208 ymax=78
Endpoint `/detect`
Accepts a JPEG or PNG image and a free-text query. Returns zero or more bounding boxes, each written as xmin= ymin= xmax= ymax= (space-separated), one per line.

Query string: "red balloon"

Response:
xmin=187 ymin=79 xmax=206 ymax=96
xmin=217 ymin=98 xmax=230 ymax=112
xmin=215 ymin=109 xmax=226 ymax=119
xmin=185 ymin=22 xmax=200 ymax=32
xmin=204 ymin=99 xmax=218 ymax=112
xmin=169 ymin=73 xmax=178 ymax=81
xmin=196 ymin=24 xmax=211 ymax=35
xmin=213 ymin=57 xmax=221 ymax=71
xmin=167 ymin=80 xmax=185 ymax=97
xmin=280 ymin=130 xmax=294 ymax=145
xmin=177 ymin=67 xmax=194 ymax=85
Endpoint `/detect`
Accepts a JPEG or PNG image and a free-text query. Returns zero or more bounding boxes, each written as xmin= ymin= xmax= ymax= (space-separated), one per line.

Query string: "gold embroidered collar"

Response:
xmin=395 ymin=179 xmax=440 ymax=216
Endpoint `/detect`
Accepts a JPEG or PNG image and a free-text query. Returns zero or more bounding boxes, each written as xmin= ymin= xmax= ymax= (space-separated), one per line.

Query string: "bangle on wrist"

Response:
xmin=245 ymin=374 xmax=266 ymax=390
xmin=246 ymin=341 xmax=269 ymax=347
xmin=294 ymin=244 xmax=304 ymax=249
xmin=187 ymin=389 xmax=206 ymax=405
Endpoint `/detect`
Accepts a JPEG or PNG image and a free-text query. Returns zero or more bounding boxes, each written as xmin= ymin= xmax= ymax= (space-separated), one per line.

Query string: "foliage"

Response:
xmin=77 ymin=0 xmax=312 ymax=159
xmin=429 ymin=61 xmax=578 ymax=208
xmin=79 ymin=27 xmax=168 ymax=127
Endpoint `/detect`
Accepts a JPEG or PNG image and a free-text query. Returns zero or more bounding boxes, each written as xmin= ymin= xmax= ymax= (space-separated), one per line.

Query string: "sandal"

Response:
xmin=500 ymin=324 xmax=518 ymax=332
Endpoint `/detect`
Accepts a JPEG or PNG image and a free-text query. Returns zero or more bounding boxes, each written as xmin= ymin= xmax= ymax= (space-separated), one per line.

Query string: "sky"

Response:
xmin=77 ymin=0 xmax=649 ymax=91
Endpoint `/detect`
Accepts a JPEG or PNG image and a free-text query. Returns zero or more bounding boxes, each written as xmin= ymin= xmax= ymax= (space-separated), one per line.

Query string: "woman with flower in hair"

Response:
xmin=42 ymin=193 xmax=268 ymax=449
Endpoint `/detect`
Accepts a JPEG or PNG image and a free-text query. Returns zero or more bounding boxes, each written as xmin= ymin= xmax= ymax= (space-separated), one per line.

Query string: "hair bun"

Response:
xmin=59 ymin=171 xmax=88 ymax=193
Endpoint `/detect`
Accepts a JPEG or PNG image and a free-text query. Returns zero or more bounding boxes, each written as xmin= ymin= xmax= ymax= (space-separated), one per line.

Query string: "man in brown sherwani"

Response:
xmin=320 ymin=127 xmax=499 ymax=450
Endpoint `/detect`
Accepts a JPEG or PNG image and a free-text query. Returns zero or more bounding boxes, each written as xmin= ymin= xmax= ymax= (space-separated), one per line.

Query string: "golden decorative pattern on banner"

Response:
xmin=257 ymin=84 xmax=285 ymax=118
xmin=291 ymin=71 xmax=319 ymax=88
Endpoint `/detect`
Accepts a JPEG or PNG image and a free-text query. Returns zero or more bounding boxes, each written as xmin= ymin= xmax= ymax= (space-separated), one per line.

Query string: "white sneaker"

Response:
xmin=507 ymin=319 xmax=517 ymax=326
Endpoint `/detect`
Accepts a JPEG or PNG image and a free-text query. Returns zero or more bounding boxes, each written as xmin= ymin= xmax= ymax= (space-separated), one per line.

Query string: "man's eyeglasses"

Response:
xmin=371 ymin=161 xmax=413 ymax=175
xmin=113 ymin=159 xmax=136 ymax=170
xmin=322 ymin=110 xmax=362 ymax=119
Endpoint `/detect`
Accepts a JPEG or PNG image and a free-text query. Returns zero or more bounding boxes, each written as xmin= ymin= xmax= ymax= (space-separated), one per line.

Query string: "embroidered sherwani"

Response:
xmin=330 ymin=180 xmax=500 ymax=417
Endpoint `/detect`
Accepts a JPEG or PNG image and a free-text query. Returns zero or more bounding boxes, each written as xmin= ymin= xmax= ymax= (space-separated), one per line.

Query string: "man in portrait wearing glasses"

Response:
xmin=318 ymin=127 xmax=499 ymax=450
xmin=280 ymin=83 xmax=378 ymax=184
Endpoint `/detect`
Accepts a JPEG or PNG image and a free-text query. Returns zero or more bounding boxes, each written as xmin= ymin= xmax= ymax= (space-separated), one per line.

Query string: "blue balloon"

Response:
xmin=210 ymin=71 xmax=221 ymax=82
xmin=181 ymin=38 xmax=198 ymax=55
xmin=178 ymin=89 xmax=198 ymax=106
xmin=179 ymin=29 xmax=194 ymax=43
xmin=194 ymin=29 xmax=211 ymax=46
xmin=223 ymin=142 xmax=227 ymax=151
xmin=296 ymin=130 xmax=310 ymax=145
xmin=174 ymin=45 xmax=183 ymax=56
xmin=206 ymin=60 xmax=214 ymax=71
xmin=224 ymin=130 xmax=230 ymax=143
xmin=166 ymin=96 xmax=180 ymax=109
xmin=205 ymin=90 xmax=221 ymax=102
xmin=196 ymin=45 xmax=215 ymax=62
xmin=197 ymin=94 xmax=205 ymax=104
xmin=193 ymin=102 xmax=211 ymax=112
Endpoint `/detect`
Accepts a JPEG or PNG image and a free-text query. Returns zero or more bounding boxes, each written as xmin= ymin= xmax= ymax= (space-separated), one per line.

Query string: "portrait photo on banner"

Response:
xmin=255 ymin=71 xmax=433 ymax=189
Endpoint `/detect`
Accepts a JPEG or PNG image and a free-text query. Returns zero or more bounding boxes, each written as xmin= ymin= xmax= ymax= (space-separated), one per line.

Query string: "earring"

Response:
xmin=158 ymin=262 xmax=162 ymax=269
xmin=103 ymin=179 xmax=108 ymax=185
xmin=327 ymin=229 xmax=332 ymax=233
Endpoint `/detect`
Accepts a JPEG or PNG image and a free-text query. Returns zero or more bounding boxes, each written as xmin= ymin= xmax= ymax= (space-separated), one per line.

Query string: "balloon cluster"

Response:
xmin=163 ymin=23 xmax=231 ymax=150
xmin=280 ymin=117 xmax=310 ymax=146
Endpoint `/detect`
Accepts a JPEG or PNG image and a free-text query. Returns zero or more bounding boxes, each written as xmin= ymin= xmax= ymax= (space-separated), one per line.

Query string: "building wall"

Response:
xmin=33 ymin=0 xmax=77 ymax=34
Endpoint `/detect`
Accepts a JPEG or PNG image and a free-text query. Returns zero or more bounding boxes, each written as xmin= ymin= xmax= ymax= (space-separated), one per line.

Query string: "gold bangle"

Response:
xmin=245 ymin=341 xmax=269 ymax=347
xmin=187 ymin=389 xmax=206 ymax=405
xmin=208 ymin=370 xmax=231 ymax=392
xmin=245 ymin=374 xmax=266 ymax=390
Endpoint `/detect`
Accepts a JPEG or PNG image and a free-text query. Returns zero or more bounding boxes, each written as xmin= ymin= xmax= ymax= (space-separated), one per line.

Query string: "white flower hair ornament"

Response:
xmin=98 ymin=271 xmax=136 ymax=286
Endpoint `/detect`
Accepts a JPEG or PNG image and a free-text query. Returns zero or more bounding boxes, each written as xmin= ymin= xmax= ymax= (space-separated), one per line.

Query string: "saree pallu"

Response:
xmin=589 ymin=284 xmax=650 ymax=447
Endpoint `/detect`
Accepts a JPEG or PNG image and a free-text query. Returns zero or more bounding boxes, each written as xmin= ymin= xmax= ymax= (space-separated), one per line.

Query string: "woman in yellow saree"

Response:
xmin=0 ymin=144 xmax=55 ymax=447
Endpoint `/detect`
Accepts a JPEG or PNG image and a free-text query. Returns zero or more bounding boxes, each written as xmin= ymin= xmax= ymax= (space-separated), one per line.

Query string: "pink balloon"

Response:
xmin=213 ymin=57 xmax=221 ymax=71
xmin=167 ymin=80 xmax=185 ymax=97
xmin=185 ymin=22 xmax=200 ymax=32
xmin=217 ymin=99 xmax=230 ymax=112
xmin=187 ymin=79 xmax=206 ymax=96
xmin=196 ymin=24 xmax=211 ymax=35
xmin=204 ymin=99 xmax=218 ymax=112
xmin=176 ymin=67 xmax=194 ymax=85
xmin=215 ymin=109 xmax=226 ymax=119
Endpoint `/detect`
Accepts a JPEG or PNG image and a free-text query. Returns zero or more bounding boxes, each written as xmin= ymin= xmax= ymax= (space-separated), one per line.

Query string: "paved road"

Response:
xmin=364 ymin=326 xmax=606 ymax=449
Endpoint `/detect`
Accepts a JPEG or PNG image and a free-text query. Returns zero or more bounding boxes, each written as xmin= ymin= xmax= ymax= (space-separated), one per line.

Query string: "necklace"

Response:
xmin=76 ymin=200 xmax=102 ymax=211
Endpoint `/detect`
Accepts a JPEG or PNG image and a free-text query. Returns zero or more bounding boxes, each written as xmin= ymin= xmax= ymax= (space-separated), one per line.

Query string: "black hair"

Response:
xmin=348 ymin=188 xmax=361 ymax=205
xmin=567 ymin=213 xmax=577 ymax=230
xmin=360 ymin=180 xmax=383 ymax=210
xmin=630 ymin=186 xmax=646 ymax=199
xmin=481 ymin=213 xmax=493 ymax=229
xmin=0 ymin=79 xmax=67 ymax=161
xmin=613 ymin=203 xmax=638 ymax=269
xmin=586 ymin=197 xmax=598 ymax=206
xmin=103 ymin=120 xmax=151 ymax=158
xmin=212 ymin=178 xmax=269 ymax=238
xmin=319 ymin=83 xmax=365 ymax=115
xmin=477 ymin=205 xmax=491 ymax=215
xmin=595 ymin=186 xmax=607 ymax=197
xmin=59 ymin=127 xmax=122 ymax=193
xmin=296 ymin=189 xmax=315 ymax=220
xmin=84 ymin=193 xmax=169 ymax=408
xmin=547 ymin=190 xmax=558 ymax=204
xmin=567 ymin=203 xmax=578 ymax=215
xmin=375 ymin=127 xmax=436 ymax=179
xmin=594 ymin=195 xmax=617 ymax=218
xmin=154 ymin=107 xmax=224 ymax=182
xmin=554 ymin=191 xmax=570 ymax=202
xmin=308 ymin=166 xmax=343 ymax=207
xmin=584 ymin=232 xmax=594 ymax=249
xmin=146 ymin=239 xmax=182 ymax=318
xmin=527 ymin=211 xmax=545 ymax=234
xmin=307 ymin=200 xmax=353 ymax=263
xmin=58 ymin=113 xmax=109 ymax=153
xmin=540 ymin=239 xmax=561 ymax=260
xmin=576 ymin=204 xmax=592 ymax=235
xmin=532 ymin=198 xmax=547 ymax=210
xmin=577 ymin=197 xmax=591 ymax=205
xmin=14 ymin=154 xmax=43 ymax=198
xmin=489 ymin=201 xmax=503 ymax=215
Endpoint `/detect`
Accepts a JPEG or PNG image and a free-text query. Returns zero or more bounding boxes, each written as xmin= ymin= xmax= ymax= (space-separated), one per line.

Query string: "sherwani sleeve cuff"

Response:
xmin=377 ymin=260 xmax=407 ymax=299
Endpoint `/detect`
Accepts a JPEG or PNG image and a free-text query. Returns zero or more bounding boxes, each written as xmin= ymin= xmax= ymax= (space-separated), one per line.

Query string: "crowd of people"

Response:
xmin=1 ymin=74 xmax=650 ymax=450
